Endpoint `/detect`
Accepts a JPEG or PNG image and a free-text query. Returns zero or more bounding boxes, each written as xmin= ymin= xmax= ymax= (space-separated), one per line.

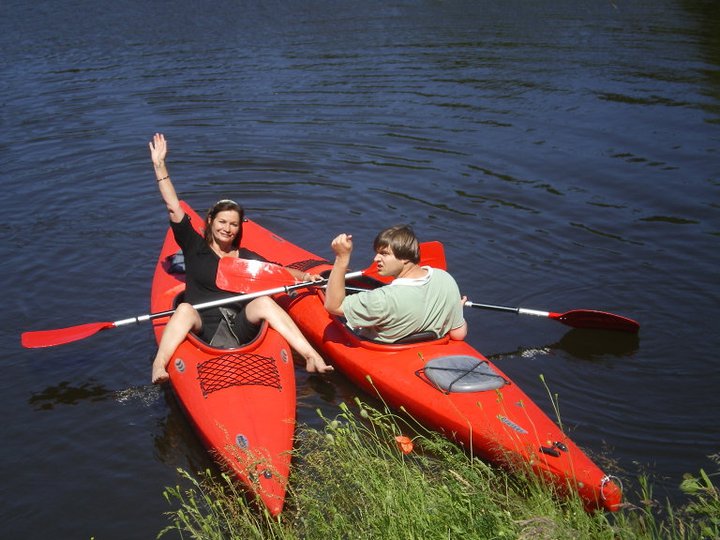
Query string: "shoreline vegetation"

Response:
xmin=158 ymin=399 xmax=719 ymax=539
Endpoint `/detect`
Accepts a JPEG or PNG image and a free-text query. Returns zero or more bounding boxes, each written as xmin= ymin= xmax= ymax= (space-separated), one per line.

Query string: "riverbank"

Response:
xmin=159 ymin=400 xmax=719 ymax=539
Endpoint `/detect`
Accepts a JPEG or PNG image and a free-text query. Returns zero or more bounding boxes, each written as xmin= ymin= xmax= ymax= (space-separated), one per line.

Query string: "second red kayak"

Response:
xmin=233 ymin=222 xmax=623 ymax=512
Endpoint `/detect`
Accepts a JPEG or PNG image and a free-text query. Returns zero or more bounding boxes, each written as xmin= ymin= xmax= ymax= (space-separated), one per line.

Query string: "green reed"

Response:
xmin=158 ymin=399 xmax=719 ymax=540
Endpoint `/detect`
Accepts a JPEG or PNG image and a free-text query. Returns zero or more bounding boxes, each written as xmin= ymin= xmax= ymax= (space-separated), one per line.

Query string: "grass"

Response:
xmin=158 ymin=400 xmax=719 ymax=539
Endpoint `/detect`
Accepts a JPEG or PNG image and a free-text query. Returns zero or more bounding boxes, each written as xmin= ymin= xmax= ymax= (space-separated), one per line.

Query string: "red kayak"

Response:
xmin=281 ymin=289 xmax=622 ymax=512
xmin=225 ymin=223 xmax=623 ymax=512
xmin=150 ymin=202 xmax=296 ymax=516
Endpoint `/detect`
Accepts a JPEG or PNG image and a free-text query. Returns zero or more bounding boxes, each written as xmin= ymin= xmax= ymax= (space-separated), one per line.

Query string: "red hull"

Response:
xmin=234 ymin=219 xmax=622 ymax=512
xmin=150 ymin=203 xmax=296 ymax=516
xmin=282 ymin=290 xmax=622 ymax=512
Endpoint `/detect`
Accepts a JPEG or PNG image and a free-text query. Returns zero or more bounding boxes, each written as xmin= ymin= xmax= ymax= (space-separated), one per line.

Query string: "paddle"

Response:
xmin=217 ymin=259 xmax=367 ymax=294
xmin=22 ymin=240 xmax=447 ymax=349
xmin=464 ymin=301 xmax=639 ymax=333
xmin=20 ymin=281 xmax=320 ymax=349
xmin=215 ymin=259 xmax=300 ymax=291
xmin=216 ymin=241 xmax=448 ymax=293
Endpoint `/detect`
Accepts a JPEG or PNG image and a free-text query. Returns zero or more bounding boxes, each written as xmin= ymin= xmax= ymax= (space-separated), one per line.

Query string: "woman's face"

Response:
xmin=209 ymin=210 xmax=241 ymax=248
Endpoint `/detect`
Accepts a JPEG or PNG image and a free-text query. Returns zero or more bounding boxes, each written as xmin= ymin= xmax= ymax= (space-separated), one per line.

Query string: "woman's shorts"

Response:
xmin=204 ymin=305 xmax=260 ymax=348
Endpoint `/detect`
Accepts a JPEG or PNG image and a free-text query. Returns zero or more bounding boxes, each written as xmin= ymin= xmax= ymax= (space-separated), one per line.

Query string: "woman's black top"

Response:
xmin=170 ymin=214 xmax=267 ymax=341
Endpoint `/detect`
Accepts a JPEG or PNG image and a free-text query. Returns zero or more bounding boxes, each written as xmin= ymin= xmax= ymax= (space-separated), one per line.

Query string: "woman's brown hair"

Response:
xmin=204 ymin=199 xmax=244 ymax=249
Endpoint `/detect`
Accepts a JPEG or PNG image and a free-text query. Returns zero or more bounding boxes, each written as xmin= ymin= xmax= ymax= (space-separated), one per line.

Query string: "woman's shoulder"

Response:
xmin=237 ymin=248 xmax=269 ymax=262
xmin=171 ymin=214 xmax=205 ymax=250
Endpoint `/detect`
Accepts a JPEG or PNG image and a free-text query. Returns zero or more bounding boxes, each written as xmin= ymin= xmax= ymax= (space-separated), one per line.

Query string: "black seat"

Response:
xmin=393 ymin=331 xmax=439 ymax=344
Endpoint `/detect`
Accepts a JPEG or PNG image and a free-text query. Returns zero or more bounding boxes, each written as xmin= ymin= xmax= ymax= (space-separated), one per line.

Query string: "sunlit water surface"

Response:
xmin=1 ymin=1 xmax=718 ymax=538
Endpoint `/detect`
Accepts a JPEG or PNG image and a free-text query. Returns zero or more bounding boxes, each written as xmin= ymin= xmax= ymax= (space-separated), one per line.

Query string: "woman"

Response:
xmin=149 ymin=133 xmax=333 ymax=384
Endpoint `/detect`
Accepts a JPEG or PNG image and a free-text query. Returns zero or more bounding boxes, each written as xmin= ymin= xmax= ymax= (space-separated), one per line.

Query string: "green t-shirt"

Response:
xmin=342 ymin=267 xmax=465 ymax=343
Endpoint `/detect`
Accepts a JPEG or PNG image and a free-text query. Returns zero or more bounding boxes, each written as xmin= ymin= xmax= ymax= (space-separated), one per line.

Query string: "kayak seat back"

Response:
xmin=424 ymin=355 xmax=507 ymax=393
xmin=393 ymin=331 xmax=439 ymax=344
xmin=166 ymin=250 xmax=186 ymax=274
xmin=173 ymin=293 xmax=263 ymax=350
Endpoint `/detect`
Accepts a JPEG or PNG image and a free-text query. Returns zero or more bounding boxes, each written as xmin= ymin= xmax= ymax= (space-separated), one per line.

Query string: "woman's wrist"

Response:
xmin=154 ymin=162 xmax=169 ymax=181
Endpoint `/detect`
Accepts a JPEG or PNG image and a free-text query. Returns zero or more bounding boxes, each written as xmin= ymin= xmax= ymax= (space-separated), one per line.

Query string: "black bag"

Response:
xmin=209 ymin=307 xmax=242 ymax=349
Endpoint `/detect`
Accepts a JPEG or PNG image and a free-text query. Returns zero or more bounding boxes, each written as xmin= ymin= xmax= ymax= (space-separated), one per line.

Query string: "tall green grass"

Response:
xmin=158 ymin=400 xmax=719 ymax=539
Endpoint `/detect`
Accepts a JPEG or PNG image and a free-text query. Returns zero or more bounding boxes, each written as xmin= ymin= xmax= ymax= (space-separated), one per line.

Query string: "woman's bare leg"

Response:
xmin=151 ymin=303 xmax=203 ymax=384
xmin=245 ymin=296 xmax=334 ymax=373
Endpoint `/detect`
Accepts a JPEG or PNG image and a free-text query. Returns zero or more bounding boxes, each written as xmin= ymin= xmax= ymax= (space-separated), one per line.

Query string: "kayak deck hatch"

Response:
xmin=422 ymin=355 xmax=508 ymax=393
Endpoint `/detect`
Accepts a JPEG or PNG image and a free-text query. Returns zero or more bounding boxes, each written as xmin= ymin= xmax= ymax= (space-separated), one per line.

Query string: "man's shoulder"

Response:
xmin=428 ymin=267 xmax=461 ymax=291
xmin=428 ymin=267 xmax=454 ymax=281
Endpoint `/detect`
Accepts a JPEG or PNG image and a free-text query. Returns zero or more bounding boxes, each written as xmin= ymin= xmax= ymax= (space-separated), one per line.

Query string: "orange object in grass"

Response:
xmin=395 ymin=435 xmax=414 ymax=454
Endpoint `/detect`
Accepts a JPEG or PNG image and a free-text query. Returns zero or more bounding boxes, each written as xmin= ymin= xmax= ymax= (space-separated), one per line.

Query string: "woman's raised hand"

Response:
xmin=149 ymin=132 xmax=168 ymax=167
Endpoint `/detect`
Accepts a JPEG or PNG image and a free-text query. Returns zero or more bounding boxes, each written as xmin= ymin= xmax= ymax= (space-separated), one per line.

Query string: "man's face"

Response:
xmin=373 ymin=245 xmax=406 ymax=277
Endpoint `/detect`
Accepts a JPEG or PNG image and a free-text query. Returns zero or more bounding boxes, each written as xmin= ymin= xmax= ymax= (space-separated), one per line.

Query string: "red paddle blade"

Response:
xmin=21 ymin=321 xmax=115 ymax=349
xmin=551 ymin=310 xmax=640 ymax=333
xmin=363 ymin=240 xmax=447 ymax=283
xmin=357 ymin=241 xmax=448 ymax=283
xmin=216 ymin=258 xmax=296 ymax=293
xmin=419 ymin=241 xmax=447 ymax=270
xmin=216 ymin=242 xmax=448 ymax=291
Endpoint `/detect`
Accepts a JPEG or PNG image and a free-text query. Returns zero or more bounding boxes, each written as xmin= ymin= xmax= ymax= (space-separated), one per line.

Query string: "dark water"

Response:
xmin=1 ymin=0 xmax=718 ymax=537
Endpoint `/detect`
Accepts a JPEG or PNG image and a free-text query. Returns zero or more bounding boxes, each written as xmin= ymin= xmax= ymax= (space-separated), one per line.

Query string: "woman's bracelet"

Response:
xmin=157 ymin=175 xmax=170 ymax=182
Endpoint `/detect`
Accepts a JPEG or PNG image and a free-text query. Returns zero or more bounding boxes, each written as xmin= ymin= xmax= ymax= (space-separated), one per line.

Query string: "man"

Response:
xmin=324 ymin=225 xmax=468 ymax=343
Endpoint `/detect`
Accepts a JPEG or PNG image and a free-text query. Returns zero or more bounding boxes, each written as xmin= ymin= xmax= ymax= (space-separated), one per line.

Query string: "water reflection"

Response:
xmin=488 ymin=327 xmax=640 ymax=363
xmin=304 ymin=373 xmax=340 ymax=404
xmin=29 ymin=379 xmax=160 ymax=410
xmin=152 ymin=387 xmax=218 ymax=475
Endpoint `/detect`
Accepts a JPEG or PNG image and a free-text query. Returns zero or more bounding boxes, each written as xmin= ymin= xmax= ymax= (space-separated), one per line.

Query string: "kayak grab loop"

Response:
xmin=197 ymin=352 xmax=281 ymax=397
xmin=600 ymin=475 xmax=623 ymax=501
xmin=422 ymin=355 xmax=508 ymax=393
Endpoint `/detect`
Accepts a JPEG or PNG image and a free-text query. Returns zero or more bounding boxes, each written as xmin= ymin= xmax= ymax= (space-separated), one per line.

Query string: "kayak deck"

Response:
xmin=233 ymin=220 xmax=623 ymax=512
xmin=279 ymin=284 xmax=621 ymax=512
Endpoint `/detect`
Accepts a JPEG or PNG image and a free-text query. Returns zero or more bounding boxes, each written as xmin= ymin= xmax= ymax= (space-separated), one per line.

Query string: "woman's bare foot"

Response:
xmin=306 ymin=354 xmax=334 ymax=374
xmin=151 ymin=360 xmax=170 ymax=384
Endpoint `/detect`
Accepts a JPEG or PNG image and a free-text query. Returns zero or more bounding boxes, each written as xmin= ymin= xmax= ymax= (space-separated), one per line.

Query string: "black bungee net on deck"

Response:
xmin=197 ymin=352 xmax=281 ymax=397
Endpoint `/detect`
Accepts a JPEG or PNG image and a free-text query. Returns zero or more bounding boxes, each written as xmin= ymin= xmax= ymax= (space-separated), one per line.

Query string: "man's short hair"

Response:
xmin=373 ymin=225 xmax=420 ymax=263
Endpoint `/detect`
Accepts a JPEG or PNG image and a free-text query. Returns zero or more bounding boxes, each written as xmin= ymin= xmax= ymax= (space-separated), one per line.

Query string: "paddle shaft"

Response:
xmin=21 ymin=276 xmax=348 ymax=349
xmin=22 ymin=235 xmax=440 ymax=348
xmin=465 ymin=301 xmax=639 ymax=333
xmin=114 ymin=276 xmax=353 ymax=328
xmin=465 ymin=302 xmax=550 ymax=317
